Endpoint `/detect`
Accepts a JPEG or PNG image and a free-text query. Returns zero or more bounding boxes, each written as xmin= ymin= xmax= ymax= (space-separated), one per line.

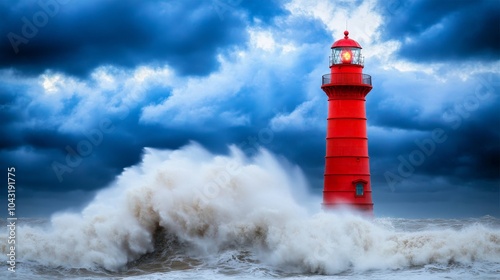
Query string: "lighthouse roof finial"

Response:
xmin=331 ymin=30 xmax=362 ymax=49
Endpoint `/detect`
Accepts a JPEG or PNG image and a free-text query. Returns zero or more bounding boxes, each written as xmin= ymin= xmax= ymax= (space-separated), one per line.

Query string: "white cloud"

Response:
xmin=1 ymin=65 xmax=176 ymax=133
xmin=41 ymin=73 xmax=64 ymax=94
xmin=270 ymin=97 xmax=323 ymax=131
xmin=285 ymin=0 xmax=382 ymax=45
xmin=139 ymin=22 xmax=316 ymax=128
xmin=251 ymin=29 xmax=276 ymax=51
xmin=140 ymin=54 xmax=248 ymax=126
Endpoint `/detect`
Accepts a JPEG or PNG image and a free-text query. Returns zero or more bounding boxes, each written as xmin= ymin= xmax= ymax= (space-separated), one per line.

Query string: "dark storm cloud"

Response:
xmin=0 ymin=0 xmax=250 ymax=76
xmin=237 ymin=0 xmax=288 ymax=22
xmin=435 ymin=105 xmax=500 ymax=181
xmin=368 ymin=71 xmax=500 ymax=196
xmin=378 ymin=0 xmax=500 ymax=61
xmin=374 ymin=186 xmax=499 ymax=218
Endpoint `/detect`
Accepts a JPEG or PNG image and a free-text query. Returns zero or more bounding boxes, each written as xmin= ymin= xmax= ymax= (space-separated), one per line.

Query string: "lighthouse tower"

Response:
xmin=321 ymin=31 xmax=373 ymax=213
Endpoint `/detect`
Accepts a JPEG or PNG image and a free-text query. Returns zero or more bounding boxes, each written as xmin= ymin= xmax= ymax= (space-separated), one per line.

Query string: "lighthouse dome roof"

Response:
xmin=331 ymin=30 xmax=362 ymax=49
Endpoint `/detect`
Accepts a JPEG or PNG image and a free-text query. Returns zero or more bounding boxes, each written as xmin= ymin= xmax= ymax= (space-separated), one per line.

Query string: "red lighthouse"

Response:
xmin=321 ymin=31 xmax=373 ymax=213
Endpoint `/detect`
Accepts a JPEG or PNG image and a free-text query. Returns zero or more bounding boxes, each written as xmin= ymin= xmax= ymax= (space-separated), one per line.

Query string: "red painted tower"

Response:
xmin=321 ymin=31 xmax=373 ymax=213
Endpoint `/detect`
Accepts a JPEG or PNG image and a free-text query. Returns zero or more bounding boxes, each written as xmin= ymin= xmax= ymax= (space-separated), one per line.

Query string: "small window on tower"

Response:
xmin=355 ymin=183 xmax=364 ymax=196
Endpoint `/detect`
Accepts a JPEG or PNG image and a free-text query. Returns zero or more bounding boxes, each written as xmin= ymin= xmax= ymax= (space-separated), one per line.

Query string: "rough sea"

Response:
xmin=1 ymin=144 xmax=499 ymax=279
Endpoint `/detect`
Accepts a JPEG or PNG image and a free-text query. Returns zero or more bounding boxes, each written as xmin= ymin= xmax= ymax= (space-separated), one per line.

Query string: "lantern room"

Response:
xmin=329 ymin=31 xmax=364 ymax=66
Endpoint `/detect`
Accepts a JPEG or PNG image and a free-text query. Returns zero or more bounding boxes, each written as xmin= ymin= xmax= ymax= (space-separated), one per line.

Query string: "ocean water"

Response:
xmin=1 ymin=143 xmax=499 ymax=279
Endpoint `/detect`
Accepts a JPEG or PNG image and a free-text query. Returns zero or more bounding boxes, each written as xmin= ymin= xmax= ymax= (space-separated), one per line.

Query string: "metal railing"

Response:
xmin=322 ymin=73 xmax=372 ymax=86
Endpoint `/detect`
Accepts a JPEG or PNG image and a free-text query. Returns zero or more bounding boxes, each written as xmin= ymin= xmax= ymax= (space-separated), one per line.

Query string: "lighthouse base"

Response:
xmin=322 ymin=203 xmax=373 ymax=214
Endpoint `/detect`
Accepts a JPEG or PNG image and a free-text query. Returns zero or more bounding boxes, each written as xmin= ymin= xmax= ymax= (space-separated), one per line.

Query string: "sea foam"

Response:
xmin=1 ymin=143 xmax=499 ymax=274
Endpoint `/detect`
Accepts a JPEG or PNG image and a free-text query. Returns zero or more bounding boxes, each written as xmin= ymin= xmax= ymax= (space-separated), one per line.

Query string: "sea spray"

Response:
xmin=0 ymin=143 xmax=499 ymax=275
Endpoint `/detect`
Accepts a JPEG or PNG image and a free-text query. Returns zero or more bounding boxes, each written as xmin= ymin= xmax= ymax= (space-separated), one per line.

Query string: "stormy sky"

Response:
xmin=0 ymin=0 xmax=499 ymax=218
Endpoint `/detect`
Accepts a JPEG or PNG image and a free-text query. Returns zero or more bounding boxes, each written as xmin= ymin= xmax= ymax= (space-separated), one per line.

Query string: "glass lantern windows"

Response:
xmin=330 ymin=47 xmax=363 ymax=66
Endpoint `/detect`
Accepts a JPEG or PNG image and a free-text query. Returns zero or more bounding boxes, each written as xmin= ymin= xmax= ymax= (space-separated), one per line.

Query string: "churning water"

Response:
xmin=1 ymin=143 xmax=499 ymax=279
